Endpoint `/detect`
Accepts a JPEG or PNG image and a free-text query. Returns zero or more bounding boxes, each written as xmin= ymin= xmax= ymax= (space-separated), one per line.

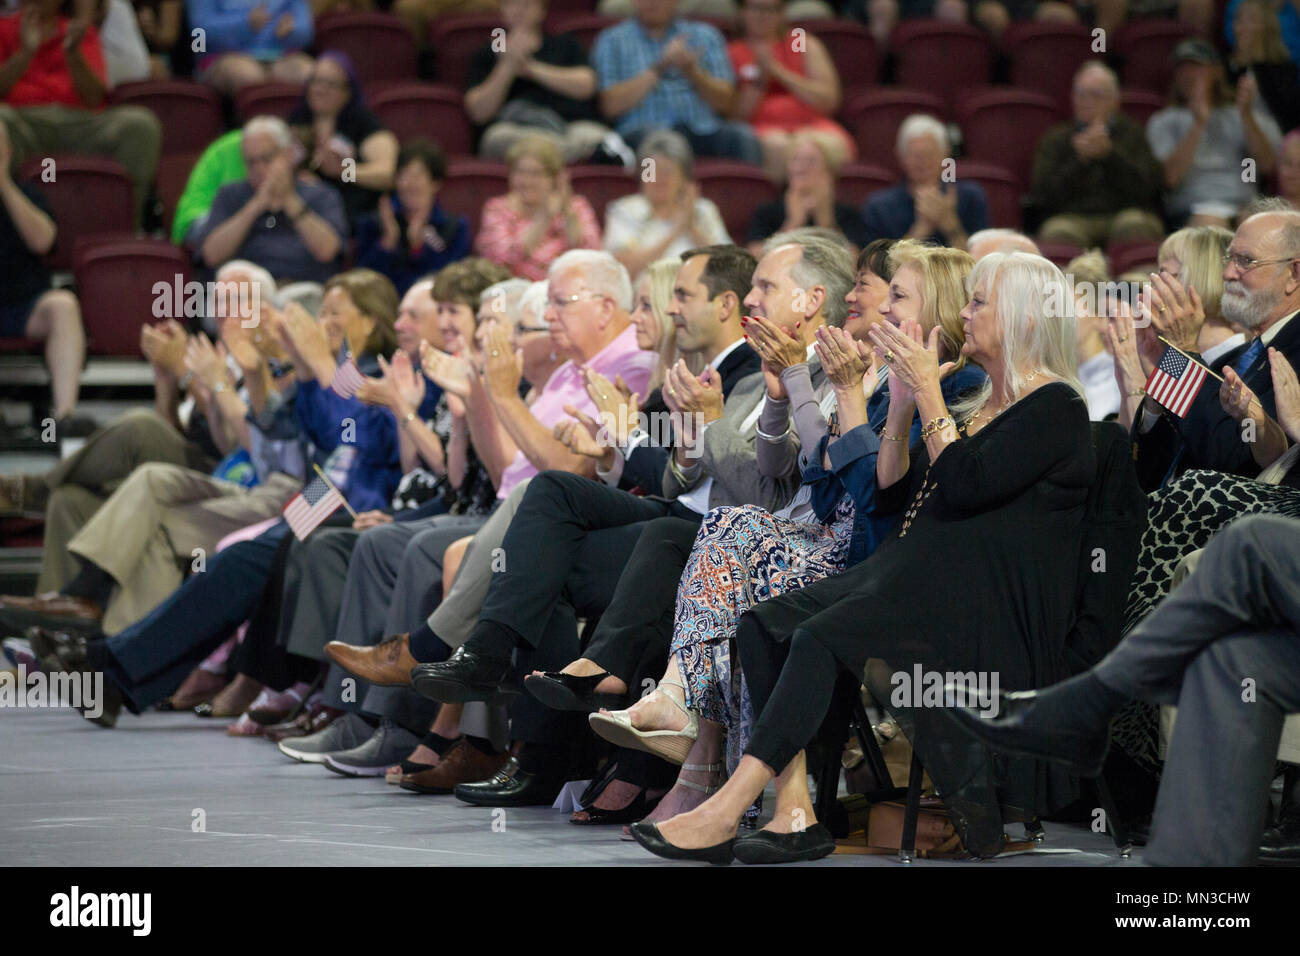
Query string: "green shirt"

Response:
xmin=172 ymin=130 xmax=247 ymax=245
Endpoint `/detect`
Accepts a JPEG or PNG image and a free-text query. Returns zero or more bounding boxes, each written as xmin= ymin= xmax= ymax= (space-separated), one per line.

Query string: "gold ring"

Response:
xmin=885 ymin=349 xmax=895 ymax=364
xmin=491 ymin=350 xmax=499 ymax=357
xmin=1118 ymin=335 xmax=1128 ymax=342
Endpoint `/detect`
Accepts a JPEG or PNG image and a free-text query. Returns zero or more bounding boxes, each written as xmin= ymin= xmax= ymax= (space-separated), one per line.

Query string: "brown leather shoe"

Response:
xmin=0 ymin=593 xmax=103 ymax=636
xmin=324 ymin=634 xmax=416 ymax=687
xmin=265 ymin=706 xmax=343 ymax=743
xmin=399 ymin=738 xmax=507 ymax=794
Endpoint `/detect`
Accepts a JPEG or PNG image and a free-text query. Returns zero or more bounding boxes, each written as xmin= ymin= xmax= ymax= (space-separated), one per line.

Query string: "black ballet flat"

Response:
xmin=733 ymin=824 xmax=835 ymax=864
xmin=524 ymin=670 xmax=625 ymax=713
xmin=572 ymin=787 xmax=662 ymax=826
xmin=629 ymin=821 xmax=734 ymax=865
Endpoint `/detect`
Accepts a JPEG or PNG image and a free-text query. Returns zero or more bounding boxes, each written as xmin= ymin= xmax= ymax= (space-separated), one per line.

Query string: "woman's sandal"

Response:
xmin=587 ymin=679 xmax=698 ymax=765
xmin=524 ymin=669 xmax=625 ymax=713
xmin=384 ymin=731 xmax=449 ymax=784
xmin=616 ymin=762 xmax=723 ymax=841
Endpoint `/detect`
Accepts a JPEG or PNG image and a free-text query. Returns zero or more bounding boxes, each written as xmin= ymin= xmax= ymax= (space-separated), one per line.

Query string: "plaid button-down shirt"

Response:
xmin=591 ymin=17 xmax=734 ymax=138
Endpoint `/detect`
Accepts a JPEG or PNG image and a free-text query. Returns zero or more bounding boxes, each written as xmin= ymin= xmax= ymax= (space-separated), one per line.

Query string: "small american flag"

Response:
xmin=330 ymin=357 xmax=366 ymax=398
xmin=282 ymin=475 xmax=345 ymax=540
xmin=1145 ymin=346 xmax=1208 ymax=418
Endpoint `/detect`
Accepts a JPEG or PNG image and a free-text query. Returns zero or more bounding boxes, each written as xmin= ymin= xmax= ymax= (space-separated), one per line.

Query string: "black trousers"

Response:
xmin=232 ymin=527 xmax=320 ymax=690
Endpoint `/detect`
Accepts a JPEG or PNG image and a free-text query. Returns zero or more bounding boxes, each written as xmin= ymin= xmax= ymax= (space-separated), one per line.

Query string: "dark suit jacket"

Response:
xmin=617 ymin=342 xmax=763 ymax=496
xmin=1134 ymin=310 xmax=1300 ymax=491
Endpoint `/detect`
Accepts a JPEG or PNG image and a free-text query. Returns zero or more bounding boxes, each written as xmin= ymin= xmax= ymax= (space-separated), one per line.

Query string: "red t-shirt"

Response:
xmin=0 ymin=14 xmax=107 ymax=108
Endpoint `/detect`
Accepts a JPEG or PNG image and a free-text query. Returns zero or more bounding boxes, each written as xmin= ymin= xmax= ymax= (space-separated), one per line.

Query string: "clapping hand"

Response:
xmin=219 ymin=315 xmax=263 ymax=374
xmin=867 ymin=318 xmax=952 ymax=403
xmin=141 ymin=320 xmax=189 ymax=378
xmin=813 ymin=325 xmax=871 ymax=390
xmin=275 ymin=302 xmax=334 ymax=379
xmin=480 ymin=321 xmax=524 ymax=400
xmin=1146 ymin=270 xmax=1205 ymax=354
xmin=743 ymin=312 xmax=806 ymax=400
xmin=184 ymin=334 xmax=231 ymax=392
xmin=554 ymin=404 xmax=612 ymax=461
xmin=583 ymin=368 xmax=639 ymax=447
xmin=661 ymin=359 xmax=724 ymax=423
xmin=1269 ymin=347 xmax=1300 ymax=444
xmin=419 ymin=339 xmax=473 ymax=398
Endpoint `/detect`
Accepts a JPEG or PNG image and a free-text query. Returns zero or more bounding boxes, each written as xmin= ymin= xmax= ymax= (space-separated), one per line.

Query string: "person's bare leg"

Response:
xmin=26 ymin=290 xmax=85 ymax=420
xmin=202 ymin=54 xmax=267 ymax=96
xmin=654 ymin=753 xmax=780 ymax=848
xmin=535 ymin=657 xmax=628 ymax=696
xmin=270 ymin=52 xmax=314 ymax=85
xmin=758 ymin=749 xmax=817 ymax=834
xmin=759 ymin=130 xmax=792 ymax=185
xmin=640 ymin=718 xmax=725 ymax=822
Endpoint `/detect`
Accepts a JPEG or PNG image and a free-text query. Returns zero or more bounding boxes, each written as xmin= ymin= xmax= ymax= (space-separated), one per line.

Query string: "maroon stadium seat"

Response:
xmin=547 ymin=13 xmax=620 ymax=51
xmin=957 ymin=87 xmax=1064 ymax=188
xmin=798 ymin=19 xmax=880 ymax=90
xmin=1036 ymin=239 xmax=1085 ymax=268
xmin=1002 ymin=22 xmax=1094 ymax=115
xmin=156 ymin=151 xmax=201 ymax=235
xmin=1107 ymin=237 xmax=1163 ymax=274
xmin=19 ymin=156 xmax=135 ymax=270
xmin=72 ymin=237 xmax=191 ymax=356
xmin=235 ymin=81 xmax=305 ymax=122
xmin=371 ymin=83 xmax=474 ymax=155
xmin=109 ymin=80 xmax=222 ymax=157
xmin=1120 ymin=89 xmax=1165 ymax=128
xmin=543 ymin=0 xmax=597 ymax=19
xmin=842 ymin=88 xmax=946 ymax=172
xmin=440 ymin=158 xmax=510 ymax=237
xmin=429 ymin=14 xmax=506 ymax=87
xmin=891 ymin=21 xmax=993 ymax=113
xmin=835 ymin=161 xmax=895 ymax=209
xmin=568 ymin=164 xmax=639 ymax=224
xmin=1118 ymin=19 xmax=1194 ymax=95
xmin=316 ymin=12 xmax=418 ymax=86
xmin=694 ymin=159 xmax=780 ymax=240
xmin=955 ymin=159 xmax=1023 ymax=229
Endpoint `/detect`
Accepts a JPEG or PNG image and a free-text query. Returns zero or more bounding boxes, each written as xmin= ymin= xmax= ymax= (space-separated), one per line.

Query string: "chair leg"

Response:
xmin=1024 ymin=816 xmax=1046 ymax=843
xmin=899 ymin=751 xmax=925 ymax=864
xmin=1092 ymin=774 xmax=1132 ymax=858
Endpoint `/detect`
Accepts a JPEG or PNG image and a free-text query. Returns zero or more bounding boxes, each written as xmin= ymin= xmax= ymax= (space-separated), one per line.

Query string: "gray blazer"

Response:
xmin=661 ymin=363 xmax=830 ymax=512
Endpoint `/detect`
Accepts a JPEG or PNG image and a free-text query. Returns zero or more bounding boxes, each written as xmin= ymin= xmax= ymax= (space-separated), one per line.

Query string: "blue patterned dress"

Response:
xmin=670 ymin=495 xmax=857 ymax=773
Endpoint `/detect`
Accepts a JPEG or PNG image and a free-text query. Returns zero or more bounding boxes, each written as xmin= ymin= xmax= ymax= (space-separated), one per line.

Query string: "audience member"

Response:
xmin=860 ymin=114 xmax=988 ymax=249
xmin=746 ymin=134 xmax=869 ymax=253
xmin=0 ymin=118 xmax=88 ymax=437
xmin=288 ymin=50 xmax=397 ymax=227
xmin=1226 ymin=0 xmax=1300 ymax=131
xmin=604 ymin=128 xmax=730 ymax=280
xmin=966 ymin=227 xmax=1039 ymax=260
xmin=631 ymin=251 xmax=1094 ymax=863
xmin=1226 ymin=0 xmax=1300 ymax=68
xmin=1066 ymin=248 xmax=1121 ymax=421
xmin=727 ymin=0 xmax=851 ymax=181
xmin=591 ymin=0 xmax=761 ymax=164
xmin=465 ymin=0 xmax=609 ymax=164
xmin=1147 ymin=38 xmax=1282 ymax=229
xmin=174 ymin=128 xmax=244 ymax=245
xmin=190 ymin=114 xmax=347 ymax=284
xmin=475 ymin=134 xmax=602 ymax=280
xmin=188 ymin=0 xmax=313 ymax=95
xmin=0 ymin=0 xmax=161 ymax=226
xmin=356 ymin=138 xmax=470 ymax=295
xmin=1031 ymin=61 xmax=1164 ymax=249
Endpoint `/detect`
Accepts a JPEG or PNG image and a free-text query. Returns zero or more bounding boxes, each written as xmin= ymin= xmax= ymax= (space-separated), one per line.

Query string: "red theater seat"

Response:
xmin=235 ymin=82 xmax=305 ymax=122
xmin=316 ymin=13 xmax=418 ymax=86
xmin=842 ymin=88 xmax=946 ymax=173
xmin=1002 ymin=22 xmax=1094 ymax=114
xmin=371 ymin=83 xmax=474 ymax=155
xmin=836 ymin=162 xmax=895 ymax=209
xmin=429 ymin=15 xmax=506 ymax=87
xmin=109 ymin=80 xmax=222 ymax=157
xmin=957 ymin=87 xmax=1063 ymax=188
xmin=440 ymin=159 xmax=510 ymax=237
xmin=1121 ymin=89 xmax=1165 ymax=128
xmin=798 ymin=19 xmax=880 ymax=89
xmin=1036 ymin=240 xmax=1085 ymax=268
xmin=695 ymin=160 xmax=780 ymax=240
xmin=1118 ymin=19 xmax=1194 ymax=94
xmin=891 ymin=21 xmax=993 ymax=113
xmin=547 ymin=13 xmax=620 ymax=50
xmin=20 ymin=156 xmax=135 ymax=269
xmin=1108 ymin=238 xmax=1163 ymax=275
xmin=568 ymin=164 xmax=639 ymax=224
xmin=956 ymin=160 xmax=1023 ymax=230
xmin=72 ymin=237 xmax=192 ymax=356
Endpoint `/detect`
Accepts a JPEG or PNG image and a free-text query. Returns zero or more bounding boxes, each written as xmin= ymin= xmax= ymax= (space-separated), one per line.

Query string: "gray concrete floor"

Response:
xmin=1 ymin=704 xmax=1142 ymax=867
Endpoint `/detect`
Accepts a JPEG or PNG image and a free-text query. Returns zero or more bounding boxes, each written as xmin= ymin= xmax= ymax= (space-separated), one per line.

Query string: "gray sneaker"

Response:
xmin=322 ymin=719 xmax=421 ymax=777
xmin=278 ymin=712 xmax=373 ymax=763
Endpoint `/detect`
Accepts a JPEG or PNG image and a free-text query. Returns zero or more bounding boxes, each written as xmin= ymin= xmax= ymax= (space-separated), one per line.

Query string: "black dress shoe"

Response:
xmin=410 ymin=646 xmax=516 ymax=704
xmin=941 ymin=687 xmax=1111 ymax=778
xmin=629 ymin=821 xmax=734 ymax=865
xmin=453 ymin=757 xmax=564 ymax=807
xmin=82 ymin=676 xmax=123 ymax=728
xmin=733 ymin=823 xmax=835 ymax=864
xmin=524 ymin=670 xmax=625 ymax=713
xmin=26 ymin=626 xmax=89 ymax=674
xmin=1259 ymin=812 xmax=1300 ymax=864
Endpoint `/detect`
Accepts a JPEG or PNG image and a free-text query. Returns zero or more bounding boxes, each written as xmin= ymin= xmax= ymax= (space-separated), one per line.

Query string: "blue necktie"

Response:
xmin=1233 ymin=338 xmax=1264 ymax=377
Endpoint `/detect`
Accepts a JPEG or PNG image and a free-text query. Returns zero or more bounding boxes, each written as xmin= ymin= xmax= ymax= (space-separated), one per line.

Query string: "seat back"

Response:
xmin=109 ymin=80 xmax=223 ymax=157
xmin=440 ymin=159 xmax=509 ymax=237
xmin=695 ymin=160 xmax=781 ymax=240
xmin=234 ymin=81 xmax=305 ymax=122
xmin=954 ymin=159 xmax=1023 ymax=230
xmin=798 ymin=19 xmax=880 ymax=91
xmin=429 ymin=14 xmax=506 ymax=87
xmin=842 ymin=88 xmax=946 ymax=173
xmin=315 ymin=12 xmax=418 ymax=86
xmin=371 ymin=83 xmax=474 ymax=155
xmin=20 ymin=156 xmax=135 ymax=269
xmin=1118 ymin=19 xmax=1194 ymax=94
xmin=835 ymin=162 xmax=895 ymax=209
xmin=1064 ymin=421 xmax=1148 ymax=674
xmin=1002 ymin=22 xmax=1093 ymax=114
xmin=567 ymin=164 xmax=639 ymax=224
xmin=73 ymin=237 xmax=192 ymax=356
xmin=891 ymin=21 xmax=993 ymax=114
xmin=957 ymin=87 xmax=1063 ymax=188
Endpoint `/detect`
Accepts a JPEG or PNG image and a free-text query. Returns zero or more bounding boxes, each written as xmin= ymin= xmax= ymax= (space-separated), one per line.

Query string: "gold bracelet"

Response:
xmin=920 ymin=416 xmax=954 ymax=441
xmin=880 ymin=427 xmax=906 ymax=442
xmin=400 ymin=410 xmax=417 ymax=426
xmin=1127 ymin=388 xmax=1146 ymax=398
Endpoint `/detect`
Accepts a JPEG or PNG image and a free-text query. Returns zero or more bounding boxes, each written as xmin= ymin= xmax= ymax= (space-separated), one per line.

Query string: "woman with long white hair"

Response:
xmin=632 ymin=252 xmax=1096 ymax=863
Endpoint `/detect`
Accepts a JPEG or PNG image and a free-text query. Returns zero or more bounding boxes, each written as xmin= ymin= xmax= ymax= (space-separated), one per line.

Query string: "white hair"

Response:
xmin=242 ymin=115 xmax=293 ymax=150
xmin=548 ymin=249 xmax=633 ymax=312
xmin=518 ymin=280 xmax=549 ymax=327
xmin=955 ymin=251 xmax=1085 ymax=420
xmin=216 ymin=259 xmax=277 ymax=303
xmin=967 ymin=229 xmax=1041 ymax=259
xmin=896 ymin=114 xmax=949 ymax=157
xmin=478 ymin=278 xmax=530 ymax=324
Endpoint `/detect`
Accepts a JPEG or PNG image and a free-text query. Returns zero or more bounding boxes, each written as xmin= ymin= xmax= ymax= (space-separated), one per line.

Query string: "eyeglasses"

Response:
xmin=516 ymin=324 xmax=551 ymax=334
xmin=1222 ymin=251 xmax=1299 ymax=273
xmin=547 ymin=291 xmax=604 ymax=311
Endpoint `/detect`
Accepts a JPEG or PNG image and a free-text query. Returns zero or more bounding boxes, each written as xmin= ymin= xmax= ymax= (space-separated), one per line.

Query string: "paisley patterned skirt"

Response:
xmin=670 ymin=496 xmax=856 ymax=773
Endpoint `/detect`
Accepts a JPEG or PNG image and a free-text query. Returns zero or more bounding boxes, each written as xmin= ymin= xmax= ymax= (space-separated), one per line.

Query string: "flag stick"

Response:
xmin=312 ymin=463 xmax=358 ymax=519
